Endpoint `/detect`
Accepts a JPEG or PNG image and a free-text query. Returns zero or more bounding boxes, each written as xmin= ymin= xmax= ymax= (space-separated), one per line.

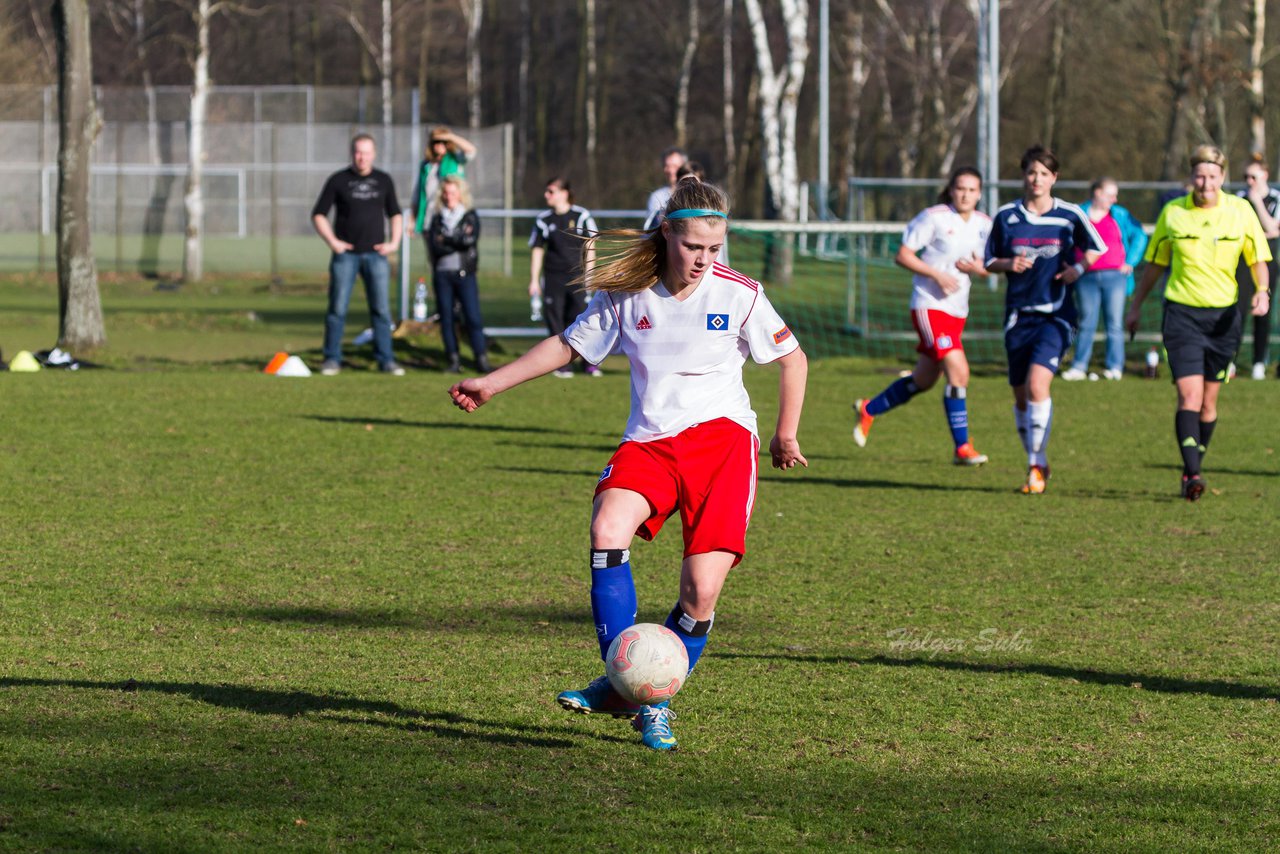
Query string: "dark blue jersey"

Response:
xmin=985 ymin=198 xmax=1106 ymax=324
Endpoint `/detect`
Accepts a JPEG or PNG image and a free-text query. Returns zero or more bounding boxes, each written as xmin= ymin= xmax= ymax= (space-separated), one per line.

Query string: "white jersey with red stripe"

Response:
xmin=564 ymin=261 xmax=800 ymax=443
xmin=902 ymin=204 xmax=992 ymax=318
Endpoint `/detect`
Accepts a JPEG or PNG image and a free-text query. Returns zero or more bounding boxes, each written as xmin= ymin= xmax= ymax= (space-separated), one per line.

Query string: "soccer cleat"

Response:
xmin=632 ymin=703 xmax=678 ymax=751
xmin=1020 ymin=464 xmax=1048 ymax=495
xmin=1060 ymin=367 xmax=1088 ymax=381
xmin=1103 ymin=368 xmax=1123 ymax=381
xmin=380 ymin=361 xmax=406 ymax=376
xmin=556 ymin=675 xmax=641 ymax=718
xmin=585 ymin=364 xmax=603 ymax=377
xmin=852 ymin=399 xmax=874 ymax=447
xmin=953 ymin=442 xmax=988 ymax=466
xmin=1252 ymin=362 xmax=1266 ymax=380
xmin=553 ymin=368 xmax=574 ymax=379
xmin=320 ymin=359 xmax=341 ymax=376
xmin=1181 ymin=474 xmax=1206 ymax=502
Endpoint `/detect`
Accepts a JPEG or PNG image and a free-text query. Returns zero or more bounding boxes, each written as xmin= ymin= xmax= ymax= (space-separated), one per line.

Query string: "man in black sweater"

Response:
xmin=311 ymin=134 xmax=404 ymax=375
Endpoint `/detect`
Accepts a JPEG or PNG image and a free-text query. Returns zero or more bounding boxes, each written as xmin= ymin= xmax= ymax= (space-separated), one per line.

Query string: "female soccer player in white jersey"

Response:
xmin=852 ymin=167 xmax=992 ymax=465
xmin=449 ymin=176 xmax=809 ymax=751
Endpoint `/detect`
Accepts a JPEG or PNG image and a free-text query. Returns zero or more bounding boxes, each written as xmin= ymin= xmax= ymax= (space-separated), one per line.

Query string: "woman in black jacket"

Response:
xmin=428 ymin=176 xmax=490 ymax=373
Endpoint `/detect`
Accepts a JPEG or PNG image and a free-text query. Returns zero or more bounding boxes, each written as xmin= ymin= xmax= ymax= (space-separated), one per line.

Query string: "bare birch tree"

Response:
xmin=52 ymin=0 xmax=105 ymax=350
xmin=840 ymin=1 xmax=868 ymax=186
xmin=674 ymin=0 xmax=699 ymax=149
xmin=585 ymin=0 xmax=599 ymax=184
xmin=1244 ymin=0 xmax=1265 ymax=156
xmin=457 ymin=0 xmax=483 ymax=127
xmin=181 ymin=0 xmax=211 ymax=282
xmin=742 ymin=0 xmax=808 ymax=227
xmin=723 ymin=0 xmax=737 ymax=191
xmin=335 ymin=0 xmax=396 ymax=144
xmin=105 ymin=0 xmax=160 ymax=164
xmin=516 ymin=0 xmax=530 ymax=192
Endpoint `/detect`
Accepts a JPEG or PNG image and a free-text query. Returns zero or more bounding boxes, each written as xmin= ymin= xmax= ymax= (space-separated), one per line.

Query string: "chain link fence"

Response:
xmin=0 ymin=85 xmax=512 ymax=276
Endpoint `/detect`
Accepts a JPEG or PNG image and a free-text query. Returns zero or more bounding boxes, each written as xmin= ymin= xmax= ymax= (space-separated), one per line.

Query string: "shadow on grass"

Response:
xmin=493 ymin=439 xmax=621 ymax=454
xmin=195 ymin=603 xmax=590 ymax=631
xmin=0 ymin=676 xmax=596 ymax=747
xmin=717 ymin=651 xmax=1280 ymax=701
xmin=301 ymin=415 xmax=563 ymax=434
xmin=755 ymin=474 xmax=1009 ymax=493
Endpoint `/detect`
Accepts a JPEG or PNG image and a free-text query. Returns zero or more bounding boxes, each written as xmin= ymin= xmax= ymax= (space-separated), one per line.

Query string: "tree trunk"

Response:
xmin=418 ymin=0 xmax=430 ymax=117
xmin=1042 ymin=0 xmax=1067 ymax=151
xmin=52 ymin=0 xmax=105 ymax=351
xmin=1246 ymin=0 xmax=1265 ymax=157
xmin=382 ymin=0 xmax=393 ymax=156
xmin=674 ymin=0 xmax=699 ymax=149
xmin=516 ymin=0 xmax=530 ymax=192
xmin=722 ymin=0 xmax=736 ymax=192
xmin=462 ymin=0 xmax=482 ymax=128
xmin=585 ymin=0 xmax=598 ymax=187
xmin=742 ymin=0 xmax=808 ymax=285
xmin=182 ymin=0 xmax=210 ymax=283
xmin=839 ymin=2 xmax=866 ymax=187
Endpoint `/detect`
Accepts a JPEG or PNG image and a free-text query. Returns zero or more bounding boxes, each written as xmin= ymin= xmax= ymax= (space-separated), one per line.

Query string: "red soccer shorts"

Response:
xmin=912 ymin=308 xmax=967 ymax=360
xmin=594 ymin=417 xmax=760 ymax=566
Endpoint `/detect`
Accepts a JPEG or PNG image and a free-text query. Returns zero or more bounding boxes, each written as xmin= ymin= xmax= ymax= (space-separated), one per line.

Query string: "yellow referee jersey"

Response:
xmin=1144 ymin=193 xmax=1273 ymax=308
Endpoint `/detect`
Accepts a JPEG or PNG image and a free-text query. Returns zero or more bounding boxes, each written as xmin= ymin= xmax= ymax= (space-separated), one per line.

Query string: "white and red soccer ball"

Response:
xmin=605 ymin=623 xmax=689 ymax=705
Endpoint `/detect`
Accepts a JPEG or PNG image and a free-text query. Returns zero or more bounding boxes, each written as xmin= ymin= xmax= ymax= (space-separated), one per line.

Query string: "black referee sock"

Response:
xmin=1175 ymin=409 xmax=1202 ymax=476
xmin=1199 ymin=419 xmax=1217 ymax=457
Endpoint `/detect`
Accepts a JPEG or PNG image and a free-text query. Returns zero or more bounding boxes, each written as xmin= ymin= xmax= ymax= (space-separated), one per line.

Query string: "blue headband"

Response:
xmin=665 ymin=208 xmax=728 ymax=220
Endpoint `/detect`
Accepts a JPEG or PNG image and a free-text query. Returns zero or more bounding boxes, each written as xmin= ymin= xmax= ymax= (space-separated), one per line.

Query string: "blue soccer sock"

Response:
xmin=865 ymin=376 xmax=921 ymax=416
xmin=943 ymin=384 xmax=969 ymax=447
xmin=590 ymin=549 xmax=637 ymax=661
xmin=665 ymin=603 xmax=714 ymax=673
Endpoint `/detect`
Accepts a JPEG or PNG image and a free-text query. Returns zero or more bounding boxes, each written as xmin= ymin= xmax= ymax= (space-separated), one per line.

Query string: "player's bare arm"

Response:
xmin=769 ymin=347 xmax=808 ymax=470
xmin=895 ymin=244 xmax=959 ymax=293
xmin=450 ymin=334 xmax=577 ymax=412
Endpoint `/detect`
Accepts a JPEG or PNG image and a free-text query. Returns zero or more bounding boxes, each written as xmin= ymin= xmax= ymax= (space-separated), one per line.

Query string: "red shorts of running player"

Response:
xmin=594 ymin=417 xmax=760 ymax=567
xmin=912 ymin=308 xmax=967 ymax=360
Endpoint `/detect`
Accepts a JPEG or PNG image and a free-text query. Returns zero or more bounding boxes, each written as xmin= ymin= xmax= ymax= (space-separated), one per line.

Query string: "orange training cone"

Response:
xmin=263 ymin=351 xmax=289 ymax=374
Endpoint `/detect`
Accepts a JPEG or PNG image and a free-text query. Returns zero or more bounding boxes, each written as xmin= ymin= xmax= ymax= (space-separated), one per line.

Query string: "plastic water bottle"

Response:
xmin=530 ymin=294 xmax=543 ymax=322
xmin=1145 ymin=346 xmax=1159 ymax=379
xmin=413 ymin=279 xmax=428 ymax=322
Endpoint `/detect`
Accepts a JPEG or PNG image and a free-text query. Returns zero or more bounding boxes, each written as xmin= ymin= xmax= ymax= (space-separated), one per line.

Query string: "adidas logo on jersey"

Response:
xmin=636 ymin=315 xmax=652 ymax=330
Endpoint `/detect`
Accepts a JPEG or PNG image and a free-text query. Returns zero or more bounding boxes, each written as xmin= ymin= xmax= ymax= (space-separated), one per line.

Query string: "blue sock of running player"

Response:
xmin=1175 ymin=410 xmax=1202 ymax=476
xmin=943 ymin=384 xmax=969 ymax=447
xmin=665 ymin=603 xmax=714 ymax=673
xmin=1199 ymin=418 xmax=1216 ymax=457
xmin=866 ymin=376 xmax=921 ymax=416
xmin=590 ymin=548 xmax=637 ymax=661
xmin=1027 ymin=398 xmax=1052 ymax=468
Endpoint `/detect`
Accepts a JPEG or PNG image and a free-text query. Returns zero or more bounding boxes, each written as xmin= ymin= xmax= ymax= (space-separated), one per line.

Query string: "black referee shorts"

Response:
xmin=1162 ymin=300 xmax=1241 ymax=382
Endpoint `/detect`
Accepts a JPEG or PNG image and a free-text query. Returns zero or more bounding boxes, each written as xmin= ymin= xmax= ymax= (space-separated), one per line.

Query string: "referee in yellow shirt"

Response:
xmin=1126 ymin=144 xmax=1272 ymax=501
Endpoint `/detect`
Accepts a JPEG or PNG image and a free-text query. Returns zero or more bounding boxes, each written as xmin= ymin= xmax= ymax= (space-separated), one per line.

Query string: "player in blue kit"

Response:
xmin=985 ymin=146 xmax=1107 ymax=494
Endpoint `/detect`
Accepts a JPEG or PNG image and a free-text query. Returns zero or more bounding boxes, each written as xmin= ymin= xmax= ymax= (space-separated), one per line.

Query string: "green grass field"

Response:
xmin=1 ymin=272 xmax=1278 ymax=850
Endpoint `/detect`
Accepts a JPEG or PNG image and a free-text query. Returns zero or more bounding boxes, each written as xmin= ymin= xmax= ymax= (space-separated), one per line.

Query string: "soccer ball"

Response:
xmin=605 ymin=623 xmax=689 ymax=705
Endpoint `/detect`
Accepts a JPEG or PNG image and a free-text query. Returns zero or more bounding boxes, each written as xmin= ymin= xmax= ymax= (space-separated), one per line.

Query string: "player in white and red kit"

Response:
xmin=852 ymin=167 xmax=992 ymax=465
xmin=449 ymin=177 xmax=808 ymax=751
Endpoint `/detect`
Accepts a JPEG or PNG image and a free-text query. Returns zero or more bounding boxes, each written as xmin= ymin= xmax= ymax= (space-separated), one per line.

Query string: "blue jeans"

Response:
xmin=324 ymin=251 xmax=395 ymax=366
xmin=1072 ymin=269 xmax=1127 ymax=372
xmin=433 ymin=269 xmax=487 ymax=358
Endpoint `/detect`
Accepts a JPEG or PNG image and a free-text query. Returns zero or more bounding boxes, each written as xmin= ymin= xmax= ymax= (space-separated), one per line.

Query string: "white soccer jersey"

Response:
xmin=564 ymin=262 xmax=800 ymax=442
xmin=901 ymin=204 xmax=992 ymax=318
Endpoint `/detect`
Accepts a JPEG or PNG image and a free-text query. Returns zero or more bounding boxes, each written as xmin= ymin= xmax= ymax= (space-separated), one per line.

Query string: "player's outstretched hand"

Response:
xmin=769 ymin=435 xmax=808 ymax=470
xmin=449 ymin=378 xmax=493 ymax=413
